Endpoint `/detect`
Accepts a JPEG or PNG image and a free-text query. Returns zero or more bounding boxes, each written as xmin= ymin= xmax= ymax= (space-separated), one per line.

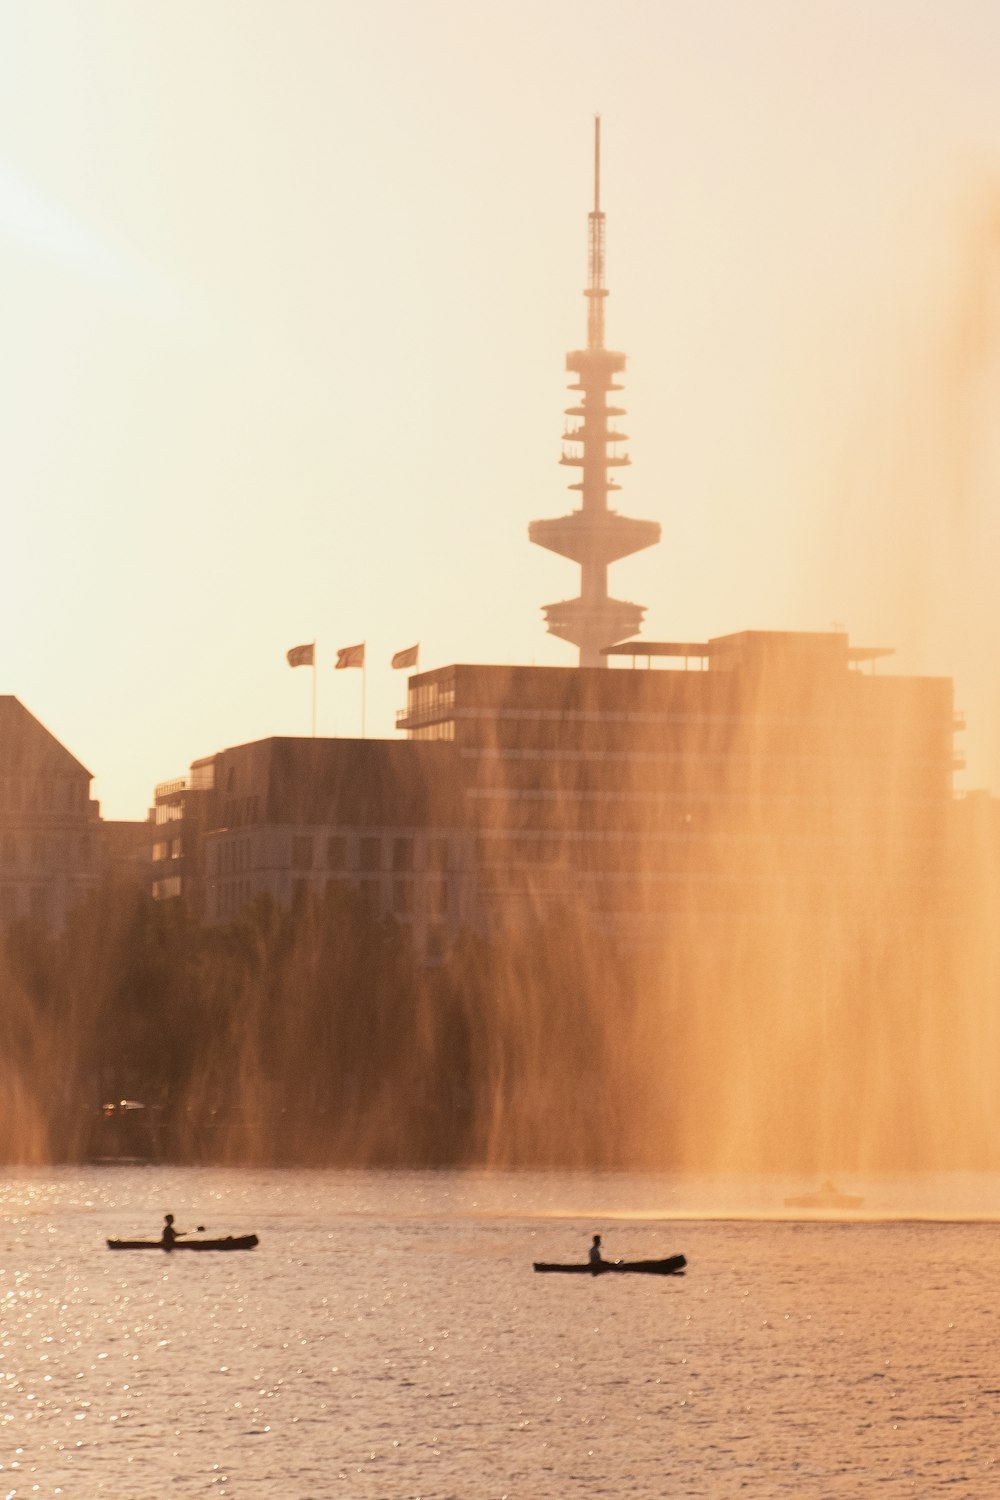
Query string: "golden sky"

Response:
xmin=2 ymin=0 xmax=999 ymax=818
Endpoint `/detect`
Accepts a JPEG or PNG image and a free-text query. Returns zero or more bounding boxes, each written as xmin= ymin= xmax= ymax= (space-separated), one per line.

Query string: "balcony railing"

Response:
xmin=396 ymin=704 xmax=454 ymax=730
xmin=154 ymin=777 xmax=188 ymax=800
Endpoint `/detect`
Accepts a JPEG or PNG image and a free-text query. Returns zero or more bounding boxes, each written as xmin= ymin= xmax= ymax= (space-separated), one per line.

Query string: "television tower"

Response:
xmin=529 ymin=118 xmax=660 ymax=667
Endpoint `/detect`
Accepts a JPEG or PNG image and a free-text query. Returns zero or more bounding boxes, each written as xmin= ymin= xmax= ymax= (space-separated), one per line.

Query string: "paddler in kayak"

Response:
xmin=589 ymin=1233 xmax=604 ymax=1273
xmin=160 ymin=1213 xmax=206 ymax=1249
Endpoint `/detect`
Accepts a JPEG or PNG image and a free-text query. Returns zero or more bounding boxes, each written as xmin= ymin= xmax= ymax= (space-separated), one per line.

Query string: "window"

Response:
xmin=291 ymin=835 xmax=313 ymax=869
xmin=153 ymin=841 xmax=170 ymax=862
xmin=392 ymin=837 xmax=414 ymax=872
xmin=359 ymin=837 xmax=381 ymax=872
xmin=327 ymin=835 xmax=348 ymax=870
xmin=358 ymin=879 xmax=381 ymax=913
xmin=425 ymin=925 xmax=446 ymax=964
xmin=427 ymin=879 xmax=448 ymax=918
xmin=426 ymin=837 xmax=449 ymax=871
xmin=393 ymin=879 xmax=414 ymax=915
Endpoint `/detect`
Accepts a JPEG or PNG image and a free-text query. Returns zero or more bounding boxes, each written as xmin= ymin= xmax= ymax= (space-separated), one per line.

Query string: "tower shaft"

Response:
xmin=529 ymin=119 xmax=660 ymax=667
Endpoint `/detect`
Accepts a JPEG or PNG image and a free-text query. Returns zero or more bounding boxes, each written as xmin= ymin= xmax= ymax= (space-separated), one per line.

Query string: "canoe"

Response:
xmin=534 ymin=1254 xmax=686 ymax=1276
xmin=107 ymin=1234 xmax=259 ymax=1252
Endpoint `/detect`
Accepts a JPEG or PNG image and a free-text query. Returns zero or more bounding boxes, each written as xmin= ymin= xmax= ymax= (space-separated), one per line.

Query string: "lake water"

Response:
xmin=2 ymin=1166 xmax=1000 ymax=1498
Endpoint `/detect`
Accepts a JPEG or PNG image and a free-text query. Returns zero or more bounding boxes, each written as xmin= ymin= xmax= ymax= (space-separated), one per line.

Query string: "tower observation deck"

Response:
xmin=529 ymin=118 xmax=661 ymax=667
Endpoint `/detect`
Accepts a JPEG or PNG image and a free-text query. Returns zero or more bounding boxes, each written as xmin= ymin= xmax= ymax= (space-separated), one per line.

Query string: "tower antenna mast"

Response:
xmin=588 ymin=116 xmax=605 ymax=350
xmin=529 ymin=119 xmax=661 ymax=667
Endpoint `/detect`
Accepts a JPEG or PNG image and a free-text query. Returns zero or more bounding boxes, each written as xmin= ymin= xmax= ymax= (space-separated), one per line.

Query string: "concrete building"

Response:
xmin=153 ymin=629 xmax=957 ymax=956
xmin=396 ymin=630 xmax=956 ymax=941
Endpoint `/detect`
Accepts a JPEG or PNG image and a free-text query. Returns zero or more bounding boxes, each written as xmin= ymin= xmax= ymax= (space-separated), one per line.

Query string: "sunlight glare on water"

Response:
xmin=1 ymin=1167 xmax=999 ymax=1497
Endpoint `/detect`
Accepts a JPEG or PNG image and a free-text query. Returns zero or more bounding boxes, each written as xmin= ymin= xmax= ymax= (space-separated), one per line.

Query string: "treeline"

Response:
xmin=0 ymin=882 xmax=651 ymax=1168
xmin=4 ymin=866 xmax=998 ymax=1172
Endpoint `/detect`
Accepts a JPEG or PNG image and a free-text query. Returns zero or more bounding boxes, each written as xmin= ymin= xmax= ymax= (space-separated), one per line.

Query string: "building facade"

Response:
xmin=396 ymin=631 xmax=956 ymax=942
xmin=0 ymin=697 xmax=148 ymax=927
xmin=152 ymin=738 xmax=471 ymax=960
xmin=153 ymin=630 xmax=957 ymax=956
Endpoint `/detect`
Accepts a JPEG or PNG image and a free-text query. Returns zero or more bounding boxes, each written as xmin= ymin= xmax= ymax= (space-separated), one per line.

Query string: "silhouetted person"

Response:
xmin=161 ymin=1213 xmax=177 ymax=1251
xmin=589 ymin=1233 xmax=603 ymax=1273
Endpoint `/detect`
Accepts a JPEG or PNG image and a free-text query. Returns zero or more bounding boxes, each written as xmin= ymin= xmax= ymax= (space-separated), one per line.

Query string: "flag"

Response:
xmin=286 ymin=643 xmax=314 ymax=668
xmin=391 ymin=644 xmax=419 ymax=670
xmin=335 ymin=642 xmax=365 ymax=670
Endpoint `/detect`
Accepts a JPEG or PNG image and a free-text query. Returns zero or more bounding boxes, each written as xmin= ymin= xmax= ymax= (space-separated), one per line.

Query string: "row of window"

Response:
xmin=474 ymin=827 xmax=817 ymax=871
xmin=0 ymin=885 xmax=49 ymax=920
xmin=216 ymin=878 xmax=254 ymax=920
xmin=155 ymin=802 xmax=185 ymax=826
xmin=406 ymin=679 xmax=455 ymax=717
xmin=0 ymin=778 xmax=88 ymax=814
xmin=290 ymin=875 xmax=449 ymax=918
xmin=208 ymin=832 xmax=454 ymax=877
xmin=408 ymin=722 xmax=455 ymax=742
xmin=213 ymin=874 xmax=451 ymax=922
xmin=0 ymin=835 xmax=96 ymax=870
xmin=286 ymin=833 xmax=452 ymax=874
xmin=475 ymin=874 xmax=798 ymax=915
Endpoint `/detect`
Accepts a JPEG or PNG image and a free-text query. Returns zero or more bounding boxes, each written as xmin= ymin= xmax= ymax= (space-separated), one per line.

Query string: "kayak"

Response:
xmin=107 ymin=1234 xmax=259 ymax=1252
xmin=534 ymin=1254 xmax=686 ymax=1276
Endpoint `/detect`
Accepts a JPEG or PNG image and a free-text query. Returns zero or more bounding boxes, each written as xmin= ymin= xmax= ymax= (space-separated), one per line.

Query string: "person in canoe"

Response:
xmin=160 ymin=1213 xmax=206 ymax=1249
xmin=161 ymin=1213 xmax=179 ymax=1250
xmin=589 ymin=1233 xmax=604 ymax=1273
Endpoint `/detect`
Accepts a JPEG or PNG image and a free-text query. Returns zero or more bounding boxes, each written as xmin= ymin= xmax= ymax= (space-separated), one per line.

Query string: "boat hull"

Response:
xmin=107 ymin=1234 xmax=259 ymax=1252
xmin=534 ymin=1254 xmax=686 ymax=1276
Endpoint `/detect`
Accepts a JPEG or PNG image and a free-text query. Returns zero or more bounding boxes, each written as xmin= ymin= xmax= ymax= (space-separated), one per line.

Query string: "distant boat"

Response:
xmin=784 ymin=1180 xmax=863 ymax=1210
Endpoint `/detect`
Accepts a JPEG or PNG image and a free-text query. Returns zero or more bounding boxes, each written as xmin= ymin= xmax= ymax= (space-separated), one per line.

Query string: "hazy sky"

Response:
xmin=3 ymin=0 xmax=1000 ymax=818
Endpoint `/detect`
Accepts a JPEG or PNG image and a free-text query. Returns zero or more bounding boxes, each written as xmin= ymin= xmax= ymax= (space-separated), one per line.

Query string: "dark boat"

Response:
xmin=107 ymin=1234 xmax=259 ymax=1252
xmin=534 ymin=1254 xmax=686 ymax=1276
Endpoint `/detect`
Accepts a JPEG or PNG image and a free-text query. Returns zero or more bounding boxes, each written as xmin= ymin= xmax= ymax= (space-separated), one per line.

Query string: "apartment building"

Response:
xmin=0 ymin=697 xmax=148 ymax=927
xmin=152 ymin=737 xmax=469 ymax=959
